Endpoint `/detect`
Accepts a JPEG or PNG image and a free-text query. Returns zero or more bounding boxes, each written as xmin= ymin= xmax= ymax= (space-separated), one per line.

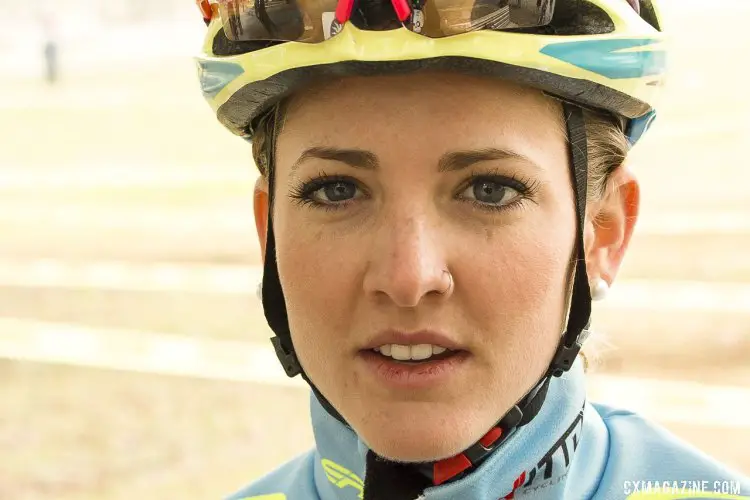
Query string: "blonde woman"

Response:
xmin=194 ymin=0 xmax=750 ymax=498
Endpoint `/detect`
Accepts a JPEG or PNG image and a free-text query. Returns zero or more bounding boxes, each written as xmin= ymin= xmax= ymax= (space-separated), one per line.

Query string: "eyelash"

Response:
xmin=288 ymin=169 xmax=540 ymax=213
xmin=460 ymin=169 xmax=540 ymax=213
xmin=288 ymin=170 xmax=361 ymax=212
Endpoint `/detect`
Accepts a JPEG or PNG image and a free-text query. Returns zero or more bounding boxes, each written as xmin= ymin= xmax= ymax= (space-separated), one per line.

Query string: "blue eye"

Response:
xmin=316 ymin=181 xmax=359 ymax=203
xmin=461 ymin=179 xmax=522 ymax=207
xmin=290 ymin=174 xmax=364 ymax=210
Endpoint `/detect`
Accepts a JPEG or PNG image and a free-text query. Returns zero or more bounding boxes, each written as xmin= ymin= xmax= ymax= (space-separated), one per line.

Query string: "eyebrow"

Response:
xmin=290 ymin=146 xmax=539 ymax=174
xmin=437 ymin=148 xmax=540 ymax=173
xmin=291 ymin=147 xmax=378 ymax=173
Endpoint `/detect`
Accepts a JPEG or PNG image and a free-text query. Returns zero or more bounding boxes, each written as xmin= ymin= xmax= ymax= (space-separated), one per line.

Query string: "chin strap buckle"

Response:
xmin=432 ymin=405 xmax=523 ymax=486
xmin=271 ymin=336 xmax=302 ymax=377
xmin=550 ymin=328 xmax=590 ymax=377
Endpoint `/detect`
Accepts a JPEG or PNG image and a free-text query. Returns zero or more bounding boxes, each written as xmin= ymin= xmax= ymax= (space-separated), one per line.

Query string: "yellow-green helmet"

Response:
xmin=196 ymin=0 xmax=666 ymax=145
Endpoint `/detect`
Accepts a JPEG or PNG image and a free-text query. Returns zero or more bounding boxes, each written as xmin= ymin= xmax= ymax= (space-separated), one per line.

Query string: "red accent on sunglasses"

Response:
xmin=197 ymin=0 xmax=213 ymax=23
xmin=336 ymin=0 xmax=356 ymax=23
xmin=391 ymin=0 xmax=412 ymax=22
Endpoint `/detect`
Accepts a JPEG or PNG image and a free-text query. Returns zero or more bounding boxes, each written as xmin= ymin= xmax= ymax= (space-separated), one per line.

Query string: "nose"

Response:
xmin=363 ymin=210 xmax=452 ymax=307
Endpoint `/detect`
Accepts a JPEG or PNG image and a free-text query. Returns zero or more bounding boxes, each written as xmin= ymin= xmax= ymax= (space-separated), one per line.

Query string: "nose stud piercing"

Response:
xmin=439 ymin=270 xmax=453 ymax=295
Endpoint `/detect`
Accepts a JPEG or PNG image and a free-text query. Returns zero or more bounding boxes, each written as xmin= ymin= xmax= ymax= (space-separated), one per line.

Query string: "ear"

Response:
xmin=254 ymin=175 xmax=270 ymax=263
xmin=584 ymin=165 xmax=640 ymax=286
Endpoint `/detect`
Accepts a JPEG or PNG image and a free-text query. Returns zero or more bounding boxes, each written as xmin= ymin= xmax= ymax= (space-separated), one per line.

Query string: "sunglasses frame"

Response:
xmin=203 ymin=0 xmax=555 ymax=42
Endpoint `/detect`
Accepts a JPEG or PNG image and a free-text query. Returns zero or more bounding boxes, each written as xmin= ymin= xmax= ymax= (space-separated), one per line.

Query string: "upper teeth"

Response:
xmin=375 ymin=344 xmax=448 ymax=361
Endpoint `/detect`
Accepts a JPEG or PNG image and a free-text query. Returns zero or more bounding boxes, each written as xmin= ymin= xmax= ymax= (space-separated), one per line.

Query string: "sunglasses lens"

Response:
xmin=216 ymin=0 xmax=342 ymax=42
xmin=414 ymin=0 xmax=555 ymax=37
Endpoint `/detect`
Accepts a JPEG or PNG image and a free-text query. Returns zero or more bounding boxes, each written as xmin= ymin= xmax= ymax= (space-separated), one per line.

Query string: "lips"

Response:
xmin=376 ymin=343 xmax=449 ymax=361
xmin=355 ymin=329 xmax=471 ymax=389
xmin=357 ymin=348 xmax=471 ymax=389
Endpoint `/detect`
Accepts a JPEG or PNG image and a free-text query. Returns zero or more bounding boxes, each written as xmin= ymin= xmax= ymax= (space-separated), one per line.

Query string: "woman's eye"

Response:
xmin=461 ymin=179 xmax=522 ymax=206
xmin=311 ymin=180 xmax=360 ymax=203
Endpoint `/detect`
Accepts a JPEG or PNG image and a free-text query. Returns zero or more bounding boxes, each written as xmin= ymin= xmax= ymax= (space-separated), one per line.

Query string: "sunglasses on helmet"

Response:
xmin=198 ymin=0 xmax=556 ymax=43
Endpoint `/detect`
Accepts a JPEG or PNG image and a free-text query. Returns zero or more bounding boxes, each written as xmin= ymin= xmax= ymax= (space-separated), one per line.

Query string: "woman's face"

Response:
xmin=259 ymin=72 xmax=611 ymax=462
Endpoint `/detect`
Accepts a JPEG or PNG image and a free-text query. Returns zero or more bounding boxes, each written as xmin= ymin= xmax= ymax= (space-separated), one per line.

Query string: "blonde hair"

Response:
xmin=251 ymin=97 xmax=630 ymax=373
xmin=578 ymin=108 xmax=630 ymax=372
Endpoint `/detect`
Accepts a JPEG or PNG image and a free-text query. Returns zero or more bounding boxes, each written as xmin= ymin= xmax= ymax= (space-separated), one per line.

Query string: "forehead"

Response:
xmin=277 ymin=72 xmax=567 ymax=169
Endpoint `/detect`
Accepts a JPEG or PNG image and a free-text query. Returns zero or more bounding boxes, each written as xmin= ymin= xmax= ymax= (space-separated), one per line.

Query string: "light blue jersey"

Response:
xmin=229 ymin=360 xmax=750 ymax=499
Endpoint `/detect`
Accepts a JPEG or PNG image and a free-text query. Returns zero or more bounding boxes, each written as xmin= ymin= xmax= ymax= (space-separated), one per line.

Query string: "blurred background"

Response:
xmin=0 ymin=0 xmax=748 ymax=498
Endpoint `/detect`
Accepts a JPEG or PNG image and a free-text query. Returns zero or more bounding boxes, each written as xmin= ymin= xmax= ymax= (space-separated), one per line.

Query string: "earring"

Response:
xmin=591 ymin=278 xmax=609 ymax=301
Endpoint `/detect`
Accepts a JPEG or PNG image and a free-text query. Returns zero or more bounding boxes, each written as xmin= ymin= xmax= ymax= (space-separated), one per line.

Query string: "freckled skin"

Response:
xmin=255 ymin=71 xmax=636 ymax=462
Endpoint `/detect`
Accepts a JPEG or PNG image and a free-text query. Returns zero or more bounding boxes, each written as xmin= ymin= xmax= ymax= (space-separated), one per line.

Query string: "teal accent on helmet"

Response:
xmin=197 ymin=60 xmax=245 ymax=98
xmin=625 ymin=109 xmax=657 ymax=146
xmin=540 ymin=38 xmax=666 ymax=80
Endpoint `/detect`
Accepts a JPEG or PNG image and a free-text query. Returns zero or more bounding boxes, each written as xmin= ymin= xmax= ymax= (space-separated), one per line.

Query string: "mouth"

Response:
xmin=357 ymin=343 xmax=471 ymax=389
xmin=371 ymin=343 xmax=458 ymax=363
xmin=361 ymin=329 xmax=465 ymax=353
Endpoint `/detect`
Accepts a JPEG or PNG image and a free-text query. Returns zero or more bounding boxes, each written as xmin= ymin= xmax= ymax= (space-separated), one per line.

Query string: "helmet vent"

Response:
xmin=638 ymin=0 xmax=662 ymax=31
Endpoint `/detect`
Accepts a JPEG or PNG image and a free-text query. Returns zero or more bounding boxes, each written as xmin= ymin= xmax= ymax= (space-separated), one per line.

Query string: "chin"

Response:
xmin=356 ymin=415 xmax=478 ymax=463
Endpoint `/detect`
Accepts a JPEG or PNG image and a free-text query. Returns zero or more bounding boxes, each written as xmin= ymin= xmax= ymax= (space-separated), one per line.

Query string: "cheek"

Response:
xmin=464 ymin=215 xmax=574 ymax=350
xmin=273 ymin=212 xmax=362 ymax=368
xmin=275 ymin=218 xmax=360 ymax=300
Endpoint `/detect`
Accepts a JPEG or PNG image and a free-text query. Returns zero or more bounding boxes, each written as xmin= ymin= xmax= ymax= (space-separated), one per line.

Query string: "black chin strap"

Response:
xmin=555 ymin=103 xmax=594 ymax=373
xmin=259 ymin=102 xmax=592 ymax=492
xmin=260 ymin=125 xmax=348 ymax=423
